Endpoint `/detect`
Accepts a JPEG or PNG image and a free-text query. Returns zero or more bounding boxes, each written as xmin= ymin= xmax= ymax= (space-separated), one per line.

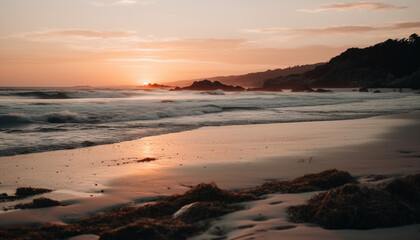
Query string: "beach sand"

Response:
xmin=0 ymin=112 xmax=419 ymax=239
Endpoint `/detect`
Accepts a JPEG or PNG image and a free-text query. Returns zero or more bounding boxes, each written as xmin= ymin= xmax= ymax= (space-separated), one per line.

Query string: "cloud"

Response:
xmin=242 ymin=28 xmax=289 ymax=34
xmin=0 ymin=28 xmax=143 ymax=54
xmin=137 ymin=38 xmax=248 ymax=50
xmin=2 ymin=30 xmax=249 ymax=59
xmin=392 ymin=21 xmax=420 ymax=29
xmin=46 ymin=29 xmax=134 ymax=39
xmin=1 ymin=33 xmax=348 ymax=72
xmin=299 ymin=1 xmax=407 ymax=13
xmin=3 ymin=29 xmax=135 ymax=41
xmin=90 ymin=0 xmax=137 ymax=6
xmin=242 ymin=21 xmax=420 ymax=35
xmin=110 ymin=58 xmax=197 ymax=63
xmin=122 ymin=65 xmax=153 ymax=68
xmin=299 ymin=25 xmax=376 ymax=34
xmin=103 ymin=39 xmax=257 ymax=66
xmin=109 ymin=57 xmax=225 ymax=64
xmin=90 ymin=0 xmax=155 ymax=6
xmin=109 ymin=39 xmax=346 ymax=67
xmin=243 ymin=26 xmax=375 ymax=34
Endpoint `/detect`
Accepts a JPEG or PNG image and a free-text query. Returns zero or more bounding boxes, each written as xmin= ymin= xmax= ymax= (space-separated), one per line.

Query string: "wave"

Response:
xmin=42 ymin=110 xmax=86 ymax=123
xmin=0 ymin=113 xmax=32 ymax=127
xmin=0 ymin=125 xmax=195 ymax=156
xmin=1 ymin=93 xmax=417 ymax=127
xmin=1 ymin=89 xmax=419 ymax=156
xmin=2 ymin=89 xmax=149 ymax=99
xmin=15 ymin=91 xmax=71 ymax=99
xmin=0 ymin=110 xmax=87 ymax=126
xmin=200 ymin=90 xmax=226 ymax=95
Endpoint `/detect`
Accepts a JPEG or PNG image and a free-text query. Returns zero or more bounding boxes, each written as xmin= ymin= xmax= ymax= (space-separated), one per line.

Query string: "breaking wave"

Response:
xmin=0 ymin=110 xmax=86 ymax=127
xmin=0 ymin=113 xmax=32 ymax=126
xmin=15 ymin=91 xmax=71 ymax=99
xmin=1 ymin=87 xmax=419 ymax=156
xmin=0 ymin=89 xmax=149 ymax=99
xmin=43 ymin=110 xmax=86 ymax=123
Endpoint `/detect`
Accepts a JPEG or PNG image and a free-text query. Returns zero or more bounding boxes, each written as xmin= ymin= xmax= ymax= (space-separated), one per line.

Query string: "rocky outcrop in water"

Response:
xmin=172 ymin=80 xmax=245 ymax=91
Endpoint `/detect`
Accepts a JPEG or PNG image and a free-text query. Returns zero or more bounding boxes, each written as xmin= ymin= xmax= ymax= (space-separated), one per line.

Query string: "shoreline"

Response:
xmin=0 ymin=110 xmax=414 ymax=158
xmin=2 ymin=89 xmax=420 ymax=158
xmin=1 ymin=112 xmax=419 ymax=188
xmin=0 ymin=112 xmax=419 ymax=232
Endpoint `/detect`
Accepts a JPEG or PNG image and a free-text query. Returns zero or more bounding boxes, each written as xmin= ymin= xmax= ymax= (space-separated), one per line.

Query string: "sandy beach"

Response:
xmin=1 ymin=112 xmax=419 ymax=239
xmin=2 ymin=1 xmax=420 ymax=239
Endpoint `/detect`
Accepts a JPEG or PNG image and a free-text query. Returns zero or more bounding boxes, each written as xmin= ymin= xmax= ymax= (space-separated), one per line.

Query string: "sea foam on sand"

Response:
xmin=0 ymin=112 xmax=419 ymax=239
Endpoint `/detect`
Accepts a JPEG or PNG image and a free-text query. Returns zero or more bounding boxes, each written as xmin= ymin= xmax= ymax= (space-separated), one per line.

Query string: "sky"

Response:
xmin=0 ymin=0 xmax=419 ymax=86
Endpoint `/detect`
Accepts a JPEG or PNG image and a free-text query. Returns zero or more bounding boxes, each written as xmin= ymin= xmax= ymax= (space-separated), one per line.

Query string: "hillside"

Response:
xmin=264 ymin=34 xmax=420 ymax=89
xmin=164 ymin=64 xmax=322 ymax=88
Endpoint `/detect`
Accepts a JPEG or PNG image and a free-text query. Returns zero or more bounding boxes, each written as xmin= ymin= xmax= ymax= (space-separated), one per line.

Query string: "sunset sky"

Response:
xmin=1 ymin=0 xmax=419 ymax=86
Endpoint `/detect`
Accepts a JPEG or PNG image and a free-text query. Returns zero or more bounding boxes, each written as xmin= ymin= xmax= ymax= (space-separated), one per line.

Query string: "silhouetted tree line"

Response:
xmin=264 ymin=34 xmax=420 ymax=89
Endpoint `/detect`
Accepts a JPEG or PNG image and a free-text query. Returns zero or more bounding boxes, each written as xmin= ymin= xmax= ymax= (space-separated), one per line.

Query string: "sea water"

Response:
xmin=0 ymin=87 xmax=419 ymax=156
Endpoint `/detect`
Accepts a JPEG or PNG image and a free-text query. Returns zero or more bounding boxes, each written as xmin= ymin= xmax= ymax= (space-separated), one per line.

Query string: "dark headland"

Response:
xmin=169 ymin=34 xmax=420 ymax=92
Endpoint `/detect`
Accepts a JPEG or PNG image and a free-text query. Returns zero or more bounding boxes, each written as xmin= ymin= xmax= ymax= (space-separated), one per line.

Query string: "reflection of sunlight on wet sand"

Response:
xmin=1 ymin=114 xmax=418 ymax=200
xmin=140 ymin=142 xmax=152 ymax=159
xmin=1 ymin=113 xmax=420 ymax=227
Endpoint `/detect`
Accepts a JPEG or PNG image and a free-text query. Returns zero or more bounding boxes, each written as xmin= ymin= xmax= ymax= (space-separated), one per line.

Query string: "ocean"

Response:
xmin=0 ymin=87 xmax=419 ymax=156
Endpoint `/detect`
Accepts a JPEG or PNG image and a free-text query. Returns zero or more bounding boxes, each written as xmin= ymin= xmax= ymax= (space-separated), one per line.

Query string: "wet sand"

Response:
xmin=0 ymin=112 xmax=419 ymax=239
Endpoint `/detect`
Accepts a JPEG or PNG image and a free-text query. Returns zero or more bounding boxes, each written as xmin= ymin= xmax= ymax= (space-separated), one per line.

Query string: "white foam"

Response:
xmin=1 ymin=88 xmax=419 ymax=156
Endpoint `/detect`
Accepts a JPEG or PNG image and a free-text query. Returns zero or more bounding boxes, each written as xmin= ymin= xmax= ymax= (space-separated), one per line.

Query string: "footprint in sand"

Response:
xmin=271 ymin=225 xmax=296 ymax=231
xmin=397 ymin=150 xmax=412 ymax=154
xmin=237 ymin=224 xmax=255 ymax=229
xmin=252 ymin=215 xmax=268 ymax=221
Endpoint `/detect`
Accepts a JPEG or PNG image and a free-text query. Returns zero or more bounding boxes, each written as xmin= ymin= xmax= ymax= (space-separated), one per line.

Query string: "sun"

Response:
xmin=142 ymin=81 xmax=149 ymax=86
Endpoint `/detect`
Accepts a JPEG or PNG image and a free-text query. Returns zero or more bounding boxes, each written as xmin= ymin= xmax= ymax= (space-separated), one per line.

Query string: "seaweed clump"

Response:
xmin=100 ymin=218 xmax=200 ymax=240
xmin=5 ymin=170 xmax=411 ymax=239
xmin=136 ymin=157 xmax=157 ymax=163
xmin=244 ymin=169 xmax=355 ymax=196
xmin=0 ymin=183 xmax=256 ymax=240
xmin=173 ymin=201 xmax=242 ymax=223
xmin=1 ymin=187 xmax=53 ymax=202
xmin=15 ymin=187 xmax=52 ymax=197
xmin=288 ymin=173 xmax=420 ymax=229
xmin=70 ymin=183 xmax=256 ymax=235
xmin=166 ymin=182 xmax=256 ymax=205
xmin=14 ymin=197 xmax=61 ymax=210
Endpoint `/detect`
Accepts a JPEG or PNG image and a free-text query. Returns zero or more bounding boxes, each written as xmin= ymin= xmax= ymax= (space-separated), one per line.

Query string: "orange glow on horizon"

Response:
xmin=1 ymin=0 xmax=419 ymax=87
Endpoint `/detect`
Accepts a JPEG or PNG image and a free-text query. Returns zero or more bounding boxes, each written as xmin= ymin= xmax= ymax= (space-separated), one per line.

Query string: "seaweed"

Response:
xmin=0 ymin=187 xmax=53 ymax=202
xmin=0 ymin=183 xmax=254 ymax=240
xmin=2 ymin=170 xmax=417 ymax=239
xmin=243 ymin=169 xmax=355 ymax=196
xmin=100 ymin=218 xmax=201 ymax=240
xmin=288 ymin=173 xmax=420 ymax=229
xmin=14 ymin=197 xmax=61 ymax=209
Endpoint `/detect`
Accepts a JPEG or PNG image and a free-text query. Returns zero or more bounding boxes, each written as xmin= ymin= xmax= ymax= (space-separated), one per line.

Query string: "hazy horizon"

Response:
xmin=1 ymin=0 xmax=420 ymax=87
